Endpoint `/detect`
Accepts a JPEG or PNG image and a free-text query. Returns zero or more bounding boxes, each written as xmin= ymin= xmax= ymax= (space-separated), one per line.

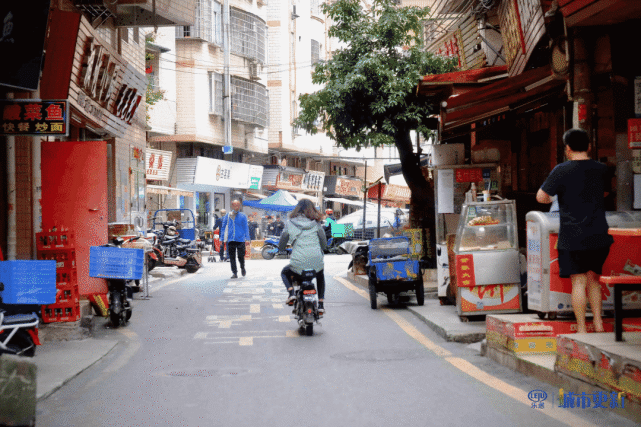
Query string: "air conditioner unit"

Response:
xmin=249 ymin=62 xmax=260 ymax=81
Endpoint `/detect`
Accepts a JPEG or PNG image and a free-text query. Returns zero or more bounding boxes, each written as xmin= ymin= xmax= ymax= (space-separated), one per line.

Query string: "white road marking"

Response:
xmin=273 ymin=303 xmax=284 ymax=309
xmin=278 ymin=316 xmax=290 ymax=322
xmin=250 ymin=304 xmax=260 ymax=313
xmin=239 ymin=337 xmax=253 ymax=346
xmin=219 ymin=320 xmax=232 ymax=328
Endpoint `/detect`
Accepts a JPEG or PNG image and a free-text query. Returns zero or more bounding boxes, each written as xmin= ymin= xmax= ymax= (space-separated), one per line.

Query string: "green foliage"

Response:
xmin=144 ymin=31 xmax=164 ymax=124
xmin=294 ymin=0 xmax=457 ymax=149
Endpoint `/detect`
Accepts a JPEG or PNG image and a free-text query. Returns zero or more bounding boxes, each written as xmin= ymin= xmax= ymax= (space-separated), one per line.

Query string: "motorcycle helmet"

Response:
xmin=167 ymin=226 xmax=178 ymax=236
xmin=325 ymin=209 xmax=333 ymax=216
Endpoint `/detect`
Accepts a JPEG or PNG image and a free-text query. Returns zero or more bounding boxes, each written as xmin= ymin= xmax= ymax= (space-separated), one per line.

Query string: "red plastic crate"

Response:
xmin=41 ymin=302 xmax=80 ymax=323
xmin=55 ymin=284 xmax=79 ymax=304
xmin=37 ymin=249 xmax=76 ymax=270
xmin=36 ymin=230 xmax=75 ymax=251
xmin=56 ymin=268 xmax=77 ymax=286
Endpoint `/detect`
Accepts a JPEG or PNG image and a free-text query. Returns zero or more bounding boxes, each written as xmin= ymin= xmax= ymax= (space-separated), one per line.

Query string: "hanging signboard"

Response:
xmin=498 ymin=0 xmax=545 ymax=77
xmin=335 ymin=177 xmax=362 ymax=197
xmin=0 ymin=1 xmax=50 ymax=91
xmin=39 ymin=10 xmax=147 ymax=138
xmin=249 ymin=165 xmax=263 ymax=190
xmin=0 ymin=100 xmax=69 ymax=136
xmin=192 ymin=157 xmax=263 ymax=189
xmin=146 ymin=148 xmax=173 ymax=181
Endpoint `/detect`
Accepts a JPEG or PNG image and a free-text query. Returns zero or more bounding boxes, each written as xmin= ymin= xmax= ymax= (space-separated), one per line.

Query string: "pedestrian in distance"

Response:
xmin=222 ymin=200 xmax=250 ymax=279
xmin=266 ymin=215 xmax=276 ymax=236
xmin=214 ymin=209 xmax=227 ymax=261
xmin=248 ymin=213 xmax=259 ymax=241
xmin=273 ymin=215 xmax=285 ymax=237
xmin=536 ymin=128 xmax=614 ymax=334
xmin=278 ymin=199 xmax=328 ymax=314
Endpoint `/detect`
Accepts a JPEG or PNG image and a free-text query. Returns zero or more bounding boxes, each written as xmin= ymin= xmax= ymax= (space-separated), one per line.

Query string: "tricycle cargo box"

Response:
xmin=0 ymin=260 xmax=56 ymax=304
xmin=89 ymin=246 xmax=144 ymax=280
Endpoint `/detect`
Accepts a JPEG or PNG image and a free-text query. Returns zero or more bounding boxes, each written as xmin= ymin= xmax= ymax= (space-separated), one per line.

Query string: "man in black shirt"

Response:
xmin=273 ymin=215 xmax=285 ymax=237
xmin=536 ymin=128 xmax=613 ymax=334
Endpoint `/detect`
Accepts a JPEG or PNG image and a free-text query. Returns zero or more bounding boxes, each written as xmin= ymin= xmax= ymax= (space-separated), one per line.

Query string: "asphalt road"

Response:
xmin=36 ymin=255 xmax=638 ymax=427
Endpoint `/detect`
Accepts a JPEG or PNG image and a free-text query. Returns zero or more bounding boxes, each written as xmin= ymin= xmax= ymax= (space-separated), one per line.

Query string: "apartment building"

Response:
xmin=148 ymin=0 xmax=269 ymax=228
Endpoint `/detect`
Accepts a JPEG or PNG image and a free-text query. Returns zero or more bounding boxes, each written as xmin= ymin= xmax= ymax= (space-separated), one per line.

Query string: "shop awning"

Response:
xmin=147 ymin=185 xmax=194 ymax=197
xmin=441 ymin=65 xmax=565 ymax=132
xmin=417 ymin=65 xmax=508 ymax=101
xmin=559 ymin=0 xmax=641 ymax=26
xmin=325 ymin=197 xmax=378 ymax=209
xmin=290 ymin=192 xmax=319 ymax=204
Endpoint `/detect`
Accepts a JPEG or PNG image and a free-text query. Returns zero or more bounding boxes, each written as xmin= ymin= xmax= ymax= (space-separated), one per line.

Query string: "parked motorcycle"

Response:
xmin=261 ymin=235 xmax=291 ymax=260
xmin=106 ymin=237 xmax=137 ymax=327
xmin=147 ymin=221 xmax=202 ymax=273
xmin=290 ymin=269 xmax=321 ymax=336
xmin=0 ymin=310 xmax=40 ymax=357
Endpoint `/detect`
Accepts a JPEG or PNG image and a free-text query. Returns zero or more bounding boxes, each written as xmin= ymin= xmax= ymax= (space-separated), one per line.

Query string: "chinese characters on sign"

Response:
xmin=436 ymin=30 xmax=466 ymax=69
xmin=216 ymin=164 xmax=232 ymax=181
xmin=456 ymin=254 xmax=476 ymax=287
xmin=146 ymin=148 xmax=172 ymax=181
xmin=302 ymin=171 xmax=325 ymax=192
xmin=528 ymin=388 xmax=626 ymax=410
xmin=456 ymin=168 xmax=483 ymax=183
xmin=0 ymin=100 xmax=68 ymax=135
xmin=628 ymin=118 xmax=641 ymax=148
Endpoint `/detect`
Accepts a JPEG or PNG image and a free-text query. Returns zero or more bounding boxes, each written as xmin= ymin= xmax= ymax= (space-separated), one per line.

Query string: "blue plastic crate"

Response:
xmin=89 ymin=246 xmax=144 ymax=280
xmin=0 ymin=260 xmax=57 ymax=304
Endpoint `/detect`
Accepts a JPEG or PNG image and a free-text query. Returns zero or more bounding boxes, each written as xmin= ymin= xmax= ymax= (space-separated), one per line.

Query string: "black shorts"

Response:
xmin=558 ymin=246 xmax=611 ymax=278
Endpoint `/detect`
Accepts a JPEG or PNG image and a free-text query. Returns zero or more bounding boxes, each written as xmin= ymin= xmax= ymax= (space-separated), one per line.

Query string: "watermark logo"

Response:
xmin=528 ymin=389 xmax=548 ymax=409
xmin=558 ymin=388 xmax=625 ymax=409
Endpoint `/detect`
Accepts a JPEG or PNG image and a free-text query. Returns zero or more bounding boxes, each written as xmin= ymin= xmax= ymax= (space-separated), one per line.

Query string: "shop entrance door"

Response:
xmin=41 ymin=141 xmax=108 ymax=295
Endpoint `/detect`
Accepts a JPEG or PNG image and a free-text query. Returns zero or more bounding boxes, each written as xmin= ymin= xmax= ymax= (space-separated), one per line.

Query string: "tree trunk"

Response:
xmin=395 ymin=129 xmax=435 ymax=265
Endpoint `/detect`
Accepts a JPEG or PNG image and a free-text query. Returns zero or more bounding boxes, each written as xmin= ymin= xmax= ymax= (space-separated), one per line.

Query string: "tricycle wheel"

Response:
xmin=368 ymin=276 xmax=377 ymax=310
xmin=305 ymin=323 xmax=313 ymax=336
xmin=415 ymin=281 xmax=425 ymax=306
xmin=261 ymin=245 xmax=276 ymax=260
xmin=537 ymin=312 xmax=547 ymax=320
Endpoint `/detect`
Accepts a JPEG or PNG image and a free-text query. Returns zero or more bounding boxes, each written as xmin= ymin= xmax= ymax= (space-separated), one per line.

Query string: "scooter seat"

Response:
xmin=178 ymin=238 xmax=192 ymax=244
xmin=2 ymin=313 xmax=38 ymax=325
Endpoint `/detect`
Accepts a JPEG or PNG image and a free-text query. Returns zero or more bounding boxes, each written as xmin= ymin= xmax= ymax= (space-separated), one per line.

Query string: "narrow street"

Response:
xmin=36 ymin=255 xmax=636 ymax=427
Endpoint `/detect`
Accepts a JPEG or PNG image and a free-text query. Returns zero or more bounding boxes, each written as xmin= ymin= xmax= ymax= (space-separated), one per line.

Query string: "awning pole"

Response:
xmin=377 ymin=181 xmax=382 ymax=238
xmin=362 ymin=160 xmax=367 ymax=240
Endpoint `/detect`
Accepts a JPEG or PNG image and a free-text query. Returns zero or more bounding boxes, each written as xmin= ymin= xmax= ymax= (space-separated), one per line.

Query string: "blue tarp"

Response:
xmin=242 ymin=190 xmax=297 ymax=212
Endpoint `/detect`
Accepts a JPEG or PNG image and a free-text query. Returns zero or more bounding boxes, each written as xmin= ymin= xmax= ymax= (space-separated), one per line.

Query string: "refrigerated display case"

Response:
xmin=432 ymin=164 xmax=501 ymax=303
xmin=526 ymin=211 xmax=641 ymax=319
xmin=453 ymin=199 xmax=522 ymax=316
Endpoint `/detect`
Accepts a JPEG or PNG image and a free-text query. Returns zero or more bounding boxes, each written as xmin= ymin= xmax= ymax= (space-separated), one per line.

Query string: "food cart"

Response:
xmin=526 ymin=211 xmax=641 ymax=320
xmin=432 ymin=164 xmax=501 ymax=304
xmin=453 ymin=199 xmax=522 ymax=317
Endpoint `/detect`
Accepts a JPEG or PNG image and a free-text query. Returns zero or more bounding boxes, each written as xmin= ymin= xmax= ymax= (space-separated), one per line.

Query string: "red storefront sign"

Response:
xmin=628 ymin=118 xmax=641 ymax=149
xmin=456 ymin=168 xmax=483 ymax=183
xmin=335 ymin=177 xmax=361 ymax=197
xmin=40 ymin=10 xmax=146 ymax=137
xmin=456 ymin=254 xmax=476 ymax=287
xmin=0 ymin=100 xmax=68 ymax=136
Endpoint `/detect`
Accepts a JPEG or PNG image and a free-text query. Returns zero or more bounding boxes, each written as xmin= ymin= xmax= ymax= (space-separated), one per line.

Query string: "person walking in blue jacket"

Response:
xmin=222 ymin=199 xmax=250 ymax=278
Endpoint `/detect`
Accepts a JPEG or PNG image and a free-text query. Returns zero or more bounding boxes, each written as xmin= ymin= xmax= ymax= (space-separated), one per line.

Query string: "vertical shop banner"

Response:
xmin=456 ymin=254 xmax=476 ymax=287
xmin=0 ymin=1 xmax=50 ymax=91
xmin=0 ymin=100 xmax=68 ymax=136
xmin=146 ymin=148 xmax=172 ymax=181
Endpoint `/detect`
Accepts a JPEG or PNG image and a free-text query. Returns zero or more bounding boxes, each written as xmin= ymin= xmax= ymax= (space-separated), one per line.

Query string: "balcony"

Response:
xmin=74 ymin=0 xmax=197 ymax=27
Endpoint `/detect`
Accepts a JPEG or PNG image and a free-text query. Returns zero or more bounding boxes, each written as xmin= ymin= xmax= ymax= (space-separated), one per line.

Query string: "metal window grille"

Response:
xmin=208 ymin=72 xmax=223 ymax=115
xmin=311 ymin=0 xmax=320 ymax=16
xmin=311 ymin=39 xmax=320 ymax=65
xmin=230 ymin=8 xmax=266 ymax=64
xmin=175 ymin=0 xmax=221 ymax=45
xmin=231 ymin=76 xmax=268 ymax=128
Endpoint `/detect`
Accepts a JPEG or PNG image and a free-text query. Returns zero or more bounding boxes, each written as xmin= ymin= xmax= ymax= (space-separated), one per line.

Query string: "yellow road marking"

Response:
xmin=334 ymin=275 xmax=599 ymax=427
xmin=219 ymin=320 xmax=232 ymax=328
xmin=250 ymin=304 xmax=260 ymax=313
xmin=273 ymin=303 xmax=284 ymax=309
xmin=239 ymin=337 xmax=253 ymax=346
xmin=278 ymin=316 xmax=290 ymax=322
xmin=286 ymin=330 xmax=299 ymax=337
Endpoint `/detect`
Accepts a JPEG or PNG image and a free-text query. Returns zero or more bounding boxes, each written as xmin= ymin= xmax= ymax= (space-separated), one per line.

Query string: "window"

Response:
xmin=175 ymin=0 xmax=222 ymax=45
xmin=311 ymin=39 xmax=320 ymax=65
xmin=208 ymin=72 xmax=223 ymax=115
xmin=230 ymin=8 xmax=266 ymax=63
xmin=230 ymin=77 xmax=268 ymax=128
xmin=311 ymin=0 xmax=320 ymax=16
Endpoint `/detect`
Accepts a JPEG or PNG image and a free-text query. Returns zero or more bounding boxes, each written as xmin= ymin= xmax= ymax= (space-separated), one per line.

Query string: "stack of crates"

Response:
xmin=36 ymin=229 xmax=81 ymax=323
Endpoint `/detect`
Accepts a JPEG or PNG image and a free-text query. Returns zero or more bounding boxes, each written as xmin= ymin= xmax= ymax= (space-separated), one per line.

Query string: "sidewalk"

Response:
xmin=344 ymin=270 xmax=641 ymax=424
xmin=32 ymin=265 xmax=186 ymax=401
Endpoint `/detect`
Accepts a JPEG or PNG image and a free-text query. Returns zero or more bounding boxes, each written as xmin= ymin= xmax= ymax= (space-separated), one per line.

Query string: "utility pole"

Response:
xmin=223 ymin=0 xmax=232 ymax=153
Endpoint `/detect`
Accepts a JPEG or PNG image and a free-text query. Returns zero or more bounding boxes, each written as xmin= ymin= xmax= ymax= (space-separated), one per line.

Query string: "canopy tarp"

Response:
xmin=242 ymin=189 xmax=297 ymax=212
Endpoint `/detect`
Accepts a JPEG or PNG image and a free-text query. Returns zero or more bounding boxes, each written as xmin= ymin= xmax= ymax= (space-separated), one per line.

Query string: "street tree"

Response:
xmin=294 ymin=0 xmax=457 ymax=263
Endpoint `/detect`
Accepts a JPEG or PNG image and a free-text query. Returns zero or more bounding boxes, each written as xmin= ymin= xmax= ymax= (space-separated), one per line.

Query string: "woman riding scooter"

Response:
xmin=278 ymin=199 xmax=328 ymax=314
